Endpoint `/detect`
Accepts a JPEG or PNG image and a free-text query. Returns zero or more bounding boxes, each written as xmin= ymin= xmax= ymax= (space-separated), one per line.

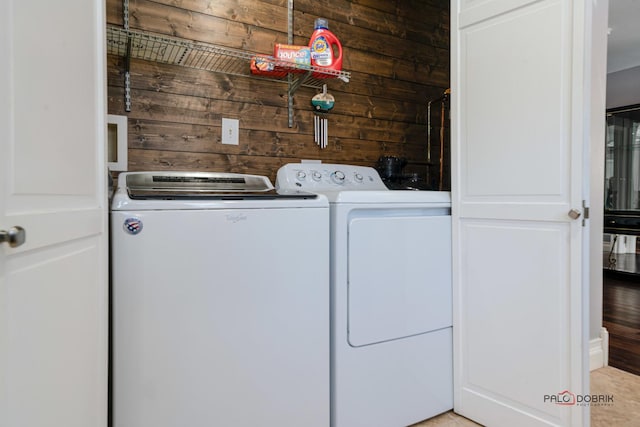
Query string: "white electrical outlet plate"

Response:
xmin=221 ymin=118 xmax=239 ymax=145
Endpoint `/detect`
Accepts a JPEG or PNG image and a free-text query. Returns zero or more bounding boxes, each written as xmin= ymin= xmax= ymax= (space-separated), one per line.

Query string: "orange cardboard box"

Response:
xmin=273 ymin=44 xmax=311 ymax=68
xmin=249 ymin=55 xmax=288 ymax=77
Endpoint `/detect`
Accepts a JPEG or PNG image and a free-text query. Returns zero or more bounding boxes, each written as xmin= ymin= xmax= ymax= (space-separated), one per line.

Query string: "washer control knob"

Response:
xmin=296 ymin=171 xmax=307 ymax=181
xmin=332 ymin=171 xmax=346 ymax=184
xmin=354 ymin=173 xmax=364 ymax=182
xmin=312 ymin=171 xmax=322 ymax=181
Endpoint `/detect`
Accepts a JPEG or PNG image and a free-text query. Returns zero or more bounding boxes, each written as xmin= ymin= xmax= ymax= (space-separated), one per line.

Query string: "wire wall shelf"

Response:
xmin=106 ymin=26 xmax=350 ymax=89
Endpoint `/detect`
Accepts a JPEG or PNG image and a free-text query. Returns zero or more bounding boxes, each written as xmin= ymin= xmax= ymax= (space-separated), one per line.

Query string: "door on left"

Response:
xmin=0 ymin=1 xmax=108 ymax=427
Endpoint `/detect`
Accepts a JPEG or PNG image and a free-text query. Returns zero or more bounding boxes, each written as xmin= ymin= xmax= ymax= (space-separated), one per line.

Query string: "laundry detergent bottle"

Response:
xmin=309 ymin=18 xmax=343 ymax=78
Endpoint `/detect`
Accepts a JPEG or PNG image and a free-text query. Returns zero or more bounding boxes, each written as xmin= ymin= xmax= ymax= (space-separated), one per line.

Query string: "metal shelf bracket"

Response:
xmin=123 ymin=0 xmax=131 ymax=112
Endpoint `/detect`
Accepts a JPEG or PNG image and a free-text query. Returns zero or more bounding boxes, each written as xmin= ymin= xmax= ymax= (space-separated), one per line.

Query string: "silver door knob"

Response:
xmin=0 ymin=226 xmax=26 ymax=248
xmin=568 ymin=209 xmax=582 ymax=220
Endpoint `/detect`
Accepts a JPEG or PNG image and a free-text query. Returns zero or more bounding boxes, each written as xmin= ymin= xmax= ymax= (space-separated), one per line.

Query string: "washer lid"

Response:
xmin=112 ymin=171 xmax=324 ymax=210
xmin=123 ymin=171 xmax=274 ymax=199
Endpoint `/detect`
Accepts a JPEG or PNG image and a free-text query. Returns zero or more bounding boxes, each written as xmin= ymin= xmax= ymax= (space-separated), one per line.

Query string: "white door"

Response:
xmin=451 ymin=0 xmax=607 ymax=426
xmin=0 ymin=1 xmax=108 ymax=427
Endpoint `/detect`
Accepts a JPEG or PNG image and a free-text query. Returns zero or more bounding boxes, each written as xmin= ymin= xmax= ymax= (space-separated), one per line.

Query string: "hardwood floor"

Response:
xmin=603 ymin=270 xmax=640 ymax=376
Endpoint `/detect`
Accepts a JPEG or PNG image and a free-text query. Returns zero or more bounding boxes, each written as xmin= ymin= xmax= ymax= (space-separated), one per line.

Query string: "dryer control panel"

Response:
xmin=276 ymin=163 xmax=388 ymax=192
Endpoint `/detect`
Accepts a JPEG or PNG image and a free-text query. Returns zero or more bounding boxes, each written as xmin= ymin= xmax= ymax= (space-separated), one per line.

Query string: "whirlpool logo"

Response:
xmin=225 ymin=213 xmax=247 ymax=223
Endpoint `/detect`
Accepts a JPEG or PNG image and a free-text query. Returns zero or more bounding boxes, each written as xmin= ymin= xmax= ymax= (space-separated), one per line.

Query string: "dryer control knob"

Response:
xmin=354 ymin=173 xmax=363 ymax=182
xmin=296 ymin=171 xmax=307 ymax=181
xmin=332 ymin=171 xmax=346 ymax=184
xmin=312 ymin=171 xmax=322 ymax=181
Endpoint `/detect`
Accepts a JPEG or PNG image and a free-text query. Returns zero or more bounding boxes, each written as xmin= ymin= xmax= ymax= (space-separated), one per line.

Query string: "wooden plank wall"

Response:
xmin=106 ymin=0 xmax=450 ymax=188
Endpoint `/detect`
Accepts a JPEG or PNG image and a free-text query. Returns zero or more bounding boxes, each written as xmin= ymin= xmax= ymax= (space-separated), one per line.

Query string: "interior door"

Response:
xmin=451 ymin=0 xmax=607 ymax=426
xmin=0 ymin=1 xmax=108 ymax=427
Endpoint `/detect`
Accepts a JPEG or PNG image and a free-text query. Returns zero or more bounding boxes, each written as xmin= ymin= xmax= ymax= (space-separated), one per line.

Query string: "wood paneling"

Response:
xmin=106 ymin=0 xmax=450 ymax=186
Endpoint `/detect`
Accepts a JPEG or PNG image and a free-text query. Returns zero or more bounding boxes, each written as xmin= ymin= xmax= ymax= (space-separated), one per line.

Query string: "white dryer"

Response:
xmin=277 ymin=163 xmax=453 ymax=427
xmin=111 ymin=171 xmax=329 ymax=427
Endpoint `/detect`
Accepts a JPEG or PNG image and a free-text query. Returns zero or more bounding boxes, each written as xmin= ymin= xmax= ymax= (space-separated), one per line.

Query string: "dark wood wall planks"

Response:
xmin=106 ymin=0 xmax=450 ymax=187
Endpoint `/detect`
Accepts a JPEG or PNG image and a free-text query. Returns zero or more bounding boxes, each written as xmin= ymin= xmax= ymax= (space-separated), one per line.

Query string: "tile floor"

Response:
xmin=410 ymin=366 xmax=640 ymax=426
xmin=591 ymin=366 xmax=640 ymax=426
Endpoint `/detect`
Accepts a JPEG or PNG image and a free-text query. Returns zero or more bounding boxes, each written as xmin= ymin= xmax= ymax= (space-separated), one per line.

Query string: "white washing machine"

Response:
xmin=277 ymin=163 xmax=453 ymax=427
xmin=111 ymin=171 xmax=329 ymax=427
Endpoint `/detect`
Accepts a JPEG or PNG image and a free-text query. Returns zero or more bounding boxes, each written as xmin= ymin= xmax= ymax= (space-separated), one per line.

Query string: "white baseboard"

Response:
xmin=589 ymin=327 xmax=609 ymax=371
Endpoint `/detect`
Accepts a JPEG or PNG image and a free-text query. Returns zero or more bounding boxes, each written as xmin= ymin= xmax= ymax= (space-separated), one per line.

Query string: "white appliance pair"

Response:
xmin=276 ymin=162 xmax=453 ymax=427
xmin=111 ymin=165 xmax=453 ymax=427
